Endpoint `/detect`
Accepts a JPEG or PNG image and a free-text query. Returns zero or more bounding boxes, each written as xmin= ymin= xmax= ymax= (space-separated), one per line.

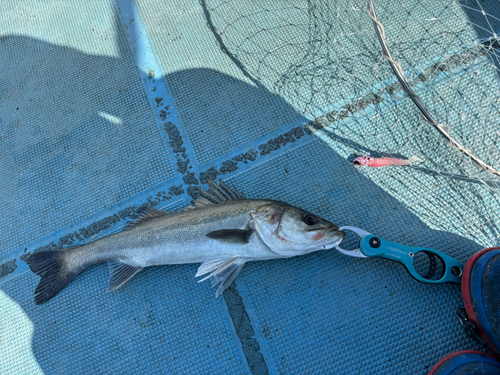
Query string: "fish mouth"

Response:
xmin=323 ymin=228 xmax=345 ymax=247
xmin=327 ymin=226 xmax=343 ymax=234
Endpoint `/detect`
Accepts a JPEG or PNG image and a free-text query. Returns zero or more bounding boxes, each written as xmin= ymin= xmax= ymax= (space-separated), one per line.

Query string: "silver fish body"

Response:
xmin=26 ymin=180 xmax=344 ymax=304
xmin=67 ymin=200 xmax=283 ymax=271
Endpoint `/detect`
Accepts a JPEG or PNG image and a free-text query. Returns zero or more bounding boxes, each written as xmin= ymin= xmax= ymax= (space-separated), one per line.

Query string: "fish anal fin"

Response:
xmin=107 ymin=261 xmax=143 ymax=291
xmin=195 ymin=257 xmax=246 ymax=297
xmin=206 ymin=229 xmax=253 ymax=244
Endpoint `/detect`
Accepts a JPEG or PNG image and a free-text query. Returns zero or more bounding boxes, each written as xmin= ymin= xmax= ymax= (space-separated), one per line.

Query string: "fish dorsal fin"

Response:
xmin=123 ymin=207 xmax=168 ymax=231
xmin=195 ymin=257 xmax=246 ymax=297
xmin=107 ymin=261 xmax=143 ymax=291
xmin=188 ymin=179 xmax=245 ymax=209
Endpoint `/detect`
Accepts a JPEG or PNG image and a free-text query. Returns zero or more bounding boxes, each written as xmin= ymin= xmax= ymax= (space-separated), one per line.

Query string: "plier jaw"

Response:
xmin=335 ymin=226 xmax=370 ymax=258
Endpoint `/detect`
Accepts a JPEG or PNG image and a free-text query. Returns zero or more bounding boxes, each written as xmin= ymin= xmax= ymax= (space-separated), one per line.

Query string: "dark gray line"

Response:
xmin=0 ymin=259 xmax=17 ymax=280
xmin=223 ymin=283 xmax=269 ymax=375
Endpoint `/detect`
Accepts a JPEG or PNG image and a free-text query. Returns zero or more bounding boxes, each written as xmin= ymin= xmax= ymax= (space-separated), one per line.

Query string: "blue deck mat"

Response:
xmin=1 ymin=0 xmax=500 ymax=374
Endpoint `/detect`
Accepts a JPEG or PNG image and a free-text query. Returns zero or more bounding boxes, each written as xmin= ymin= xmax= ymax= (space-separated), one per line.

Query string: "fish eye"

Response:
xmin=302 ymin=214 xmax=317 ymax=226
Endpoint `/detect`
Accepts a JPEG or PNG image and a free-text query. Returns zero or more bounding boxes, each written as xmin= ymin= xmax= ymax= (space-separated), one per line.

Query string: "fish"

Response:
xmin=353 ymin=155 xmax=422 ymax=167
xmin=26 ymin=180 xmax=345 ymax=305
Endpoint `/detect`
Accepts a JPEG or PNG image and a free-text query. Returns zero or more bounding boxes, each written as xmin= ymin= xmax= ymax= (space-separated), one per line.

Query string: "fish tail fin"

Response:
xmin=408 ymin=156 xmax=423 ymax=164
xmin=26 ymin=249 xmax=79 ymax=305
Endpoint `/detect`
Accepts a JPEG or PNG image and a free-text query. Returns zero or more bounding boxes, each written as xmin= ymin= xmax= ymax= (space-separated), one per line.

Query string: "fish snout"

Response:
xmin=332 ymin=228 xmax=345 ymax=237
xmin=353 ymin=156 xmax=372 ymax=165
xmin=325 ymin=227 xmax=345 ymax=242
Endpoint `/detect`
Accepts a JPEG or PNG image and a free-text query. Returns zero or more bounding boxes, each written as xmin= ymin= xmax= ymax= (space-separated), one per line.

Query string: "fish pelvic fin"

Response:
xmin=196 ymin=257 xmax=246 ymax=297
xmin=25 ymin=249 xmax=79 ymax=305
xmin=188 ymin=179 xmax=245 ymax=208
xmin=107 ymin=262 xmax=143 ymax=292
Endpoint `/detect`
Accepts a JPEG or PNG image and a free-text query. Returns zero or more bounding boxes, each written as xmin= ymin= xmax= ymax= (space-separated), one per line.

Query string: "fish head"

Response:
xmin=353 ymin=156 xmax=374 ymax=166
xmin=251 ymin=204 xmax=345 ymax=257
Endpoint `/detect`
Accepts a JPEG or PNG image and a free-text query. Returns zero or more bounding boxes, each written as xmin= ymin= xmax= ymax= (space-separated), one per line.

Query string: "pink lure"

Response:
xmin=353 ymin=156 xmax=422 ymax=167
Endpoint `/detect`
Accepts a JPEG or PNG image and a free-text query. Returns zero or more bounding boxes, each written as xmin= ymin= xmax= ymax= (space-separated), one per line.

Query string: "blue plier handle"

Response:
xmin=336 ymin=226 xmax=464 ymax=284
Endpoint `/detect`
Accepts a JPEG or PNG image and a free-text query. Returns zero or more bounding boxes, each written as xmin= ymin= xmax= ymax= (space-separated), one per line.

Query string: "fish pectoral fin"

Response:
xmin=107 ymin=261 xmax=143 ymax=292
xmin=195 ymin=257 xmax=246 ymax=297
xmin=206 ymin=229 xmax=253 ymax=244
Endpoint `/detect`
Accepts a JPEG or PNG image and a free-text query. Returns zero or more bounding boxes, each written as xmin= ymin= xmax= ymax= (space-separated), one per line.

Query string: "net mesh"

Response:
xmin=203 ymin=0 xmax=500 ymax=248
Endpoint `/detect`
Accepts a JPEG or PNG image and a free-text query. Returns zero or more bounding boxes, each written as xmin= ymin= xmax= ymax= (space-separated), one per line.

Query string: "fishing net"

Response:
xmin=202 ymin=0 xmax=500 ymax=249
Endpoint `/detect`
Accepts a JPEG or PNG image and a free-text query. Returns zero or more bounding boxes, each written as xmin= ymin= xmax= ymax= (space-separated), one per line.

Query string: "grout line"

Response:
xmin=113 ymin=0 xmax=200 ymax=198
xmin=222 ymin=283 xmax=272 ymax=375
